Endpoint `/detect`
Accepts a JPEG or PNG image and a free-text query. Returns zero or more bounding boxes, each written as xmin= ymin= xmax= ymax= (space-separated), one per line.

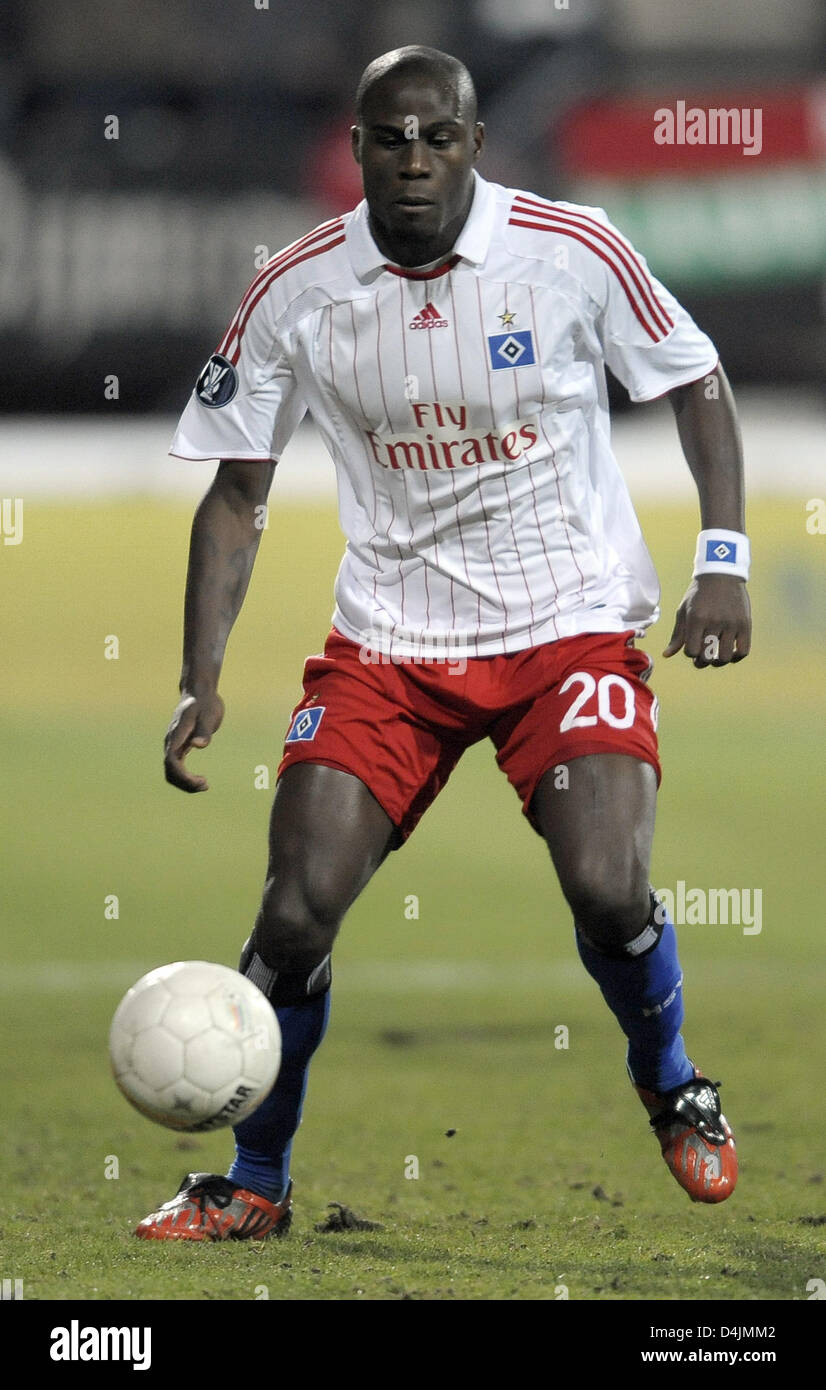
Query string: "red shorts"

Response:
xmin=277 ymin=627 xmax=661 ymax=842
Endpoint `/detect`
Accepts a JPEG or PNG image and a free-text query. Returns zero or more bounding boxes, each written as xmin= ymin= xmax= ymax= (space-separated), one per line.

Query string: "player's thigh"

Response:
xmin=262 ymin=763 xmax=396 ymax=929
xmin=532 ymin=752 xmax=657 ymax=917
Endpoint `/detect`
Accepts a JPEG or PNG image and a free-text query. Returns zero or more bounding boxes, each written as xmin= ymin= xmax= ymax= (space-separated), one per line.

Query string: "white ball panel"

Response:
xmin=131 ymin=1028 xmax=184 ymax=1091
xmin=111 ymin=977 xmax=170 ymax=1035
xmin=161 ymin=994 xmax=213 ymax=1041
xmin=185 ymin=1029 xmax=244 ymax=1091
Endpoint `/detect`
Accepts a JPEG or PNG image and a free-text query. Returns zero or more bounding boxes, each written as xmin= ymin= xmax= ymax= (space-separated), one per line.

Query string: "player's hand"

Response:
xmin=163 ymin=691 xmax=225 ymax=792
xmin=663 ymin=574 xmax=751 ymax=667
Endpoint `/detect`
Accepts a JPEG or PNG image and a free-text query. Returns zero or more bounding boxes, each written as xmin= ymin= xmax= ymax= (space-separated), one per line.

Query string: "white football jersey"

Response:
xmin=171 ymin=172 xmax=718 ymax=658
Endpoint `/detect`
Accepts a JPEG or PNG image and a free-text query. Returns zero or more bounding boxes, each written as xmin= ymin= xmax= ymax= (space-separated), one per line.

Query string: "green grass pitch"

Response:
xmin=1 ymin=494 xmax=824 ymax=1301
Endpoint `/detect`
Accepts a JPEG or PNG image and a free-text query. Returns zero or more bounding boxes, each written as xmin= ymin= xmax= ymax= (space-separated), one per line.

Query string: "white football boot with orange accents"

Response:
xmin=135 ymin=1172 xmax=292 ymax=1240
xmin=634 ymin=1069 xmax=738 ymax=1203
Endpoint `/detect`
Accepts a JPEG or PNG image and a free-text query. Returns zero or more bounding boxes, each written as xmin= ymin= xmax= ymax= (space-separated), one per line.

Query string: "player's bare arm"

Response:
xmin=164 ymin=458 xmax=275 ymax=792
xmin=664 ymin=364 xmax=751 ymax=668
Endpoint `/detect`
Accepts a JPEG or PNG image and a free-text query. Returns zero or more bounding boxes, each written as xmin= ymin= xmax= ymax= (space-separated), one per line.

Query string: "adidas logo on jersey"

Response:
xmin=409 ymin=302 xmax=448 ymax=330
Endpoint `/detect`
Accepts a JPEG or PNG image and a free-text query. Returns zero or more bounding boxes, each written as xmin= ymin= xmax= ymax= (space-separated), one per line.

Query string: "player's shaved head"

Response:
xmin=355 ymin=46 xmax=477 ymax=126
xmin=351 ymin=46 xmax=484 ymax=267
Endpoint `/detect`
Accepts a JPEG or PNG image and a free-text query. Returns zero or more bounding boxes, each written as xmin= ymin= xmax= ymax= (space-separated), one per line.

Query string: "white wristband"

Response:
xmin=693 ymin=529 xmax=750 ymax=580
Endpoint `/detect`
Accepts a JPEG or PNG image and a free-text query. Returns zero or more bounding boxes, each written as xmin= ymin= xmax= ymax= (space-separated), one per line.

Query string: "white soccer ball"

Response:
xmin=110 ymin=960 xmax=281 ymax=1132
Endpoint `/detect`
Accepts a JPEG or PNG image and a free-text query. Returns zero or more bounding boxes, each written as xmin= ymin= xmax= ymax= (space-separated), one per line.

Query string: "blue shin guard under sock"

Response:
xmin=227 ymin=990 xmax=330 ymax=1203
xmin=575 ymin=914 xmax=694 ymax=1094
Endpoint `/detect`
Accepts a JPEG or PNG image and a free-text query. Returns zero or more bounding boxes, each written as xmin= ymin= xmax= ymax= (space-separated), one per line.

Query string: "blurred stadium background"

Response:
xmin=1 ymin=0 xmax=825 ymax=413
xmin=1 ymin=0 xmax=823 ymax=492
xmin=2 ymin=0 xmax=825 ymax=1302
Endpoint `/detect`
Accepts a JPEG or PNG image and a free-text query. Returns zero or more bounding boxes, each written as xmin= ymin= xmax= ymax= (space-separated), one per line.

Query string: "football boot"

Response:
xmin=134 ymin=1171 xmax=292 ymax=1240
xmin=634 ymin=1068 xmax=738 ymax=1203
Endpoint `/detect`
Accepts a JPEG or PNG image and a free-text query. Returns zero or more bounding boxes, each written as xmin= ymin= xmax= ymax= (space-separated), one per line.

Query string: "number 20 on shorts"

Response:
xmin=558 ymin=671 xmax=638 ymax=731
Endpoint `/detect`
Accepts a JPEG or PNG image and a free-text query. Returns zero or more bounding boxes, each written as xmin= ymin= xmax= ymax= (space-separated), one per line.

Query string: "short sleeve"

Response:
xmin=585 ymin=208 xmax=719 ymax=403
xmin=170 ymin=286 xmax=306 ymax=461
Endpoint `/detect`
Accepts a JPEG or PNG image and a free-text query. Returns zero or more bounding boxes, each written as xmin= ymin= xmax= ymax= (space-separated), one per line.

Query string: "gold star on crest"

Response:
xmin=499 ymin=310 xmax=516 ymax=327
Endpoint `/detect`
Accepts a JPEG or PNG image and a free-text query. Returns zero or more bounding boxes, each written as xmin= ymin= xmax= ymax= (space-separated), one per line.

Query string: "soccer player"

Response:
xmin=136 ymin=47 xmax=750 ymax=1240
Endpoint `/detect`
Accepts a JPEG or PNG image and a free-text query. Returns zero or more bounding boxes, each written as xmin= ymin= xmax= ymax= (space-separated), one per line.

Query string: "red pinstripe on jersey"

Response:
xmin=420 ymin=281 xmax=448 ymax=629
xmin=392 ymin=277 xmax=419 ymax=630
xmin=528 ymin=283 xmax=587 ymax=601
xmin=373 ymin=287 xmax=406 ymax=623
xmin=517 ymin=284 xmax=561 ymax=638
xmin=509 ymin=194 xmax=673 ymax=344
xmin=218 ymin=219 xmax=346 ymax=364
xmin=346 ymin=297 xmax=383 ymax=617
xmin=446 ymin=273 xmax=481 ymax=647
xmin=472 ymin=278 xmax=511 ymax=629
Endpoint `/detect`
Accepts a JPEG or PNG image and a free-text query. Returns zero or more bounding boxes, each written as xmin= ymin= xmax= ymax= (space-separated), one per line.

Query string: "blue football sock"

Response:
xmin=227 ymin=991 xmax=330 ymax=1203
xmin=575 ymin=913 xmax=694 ymax=1094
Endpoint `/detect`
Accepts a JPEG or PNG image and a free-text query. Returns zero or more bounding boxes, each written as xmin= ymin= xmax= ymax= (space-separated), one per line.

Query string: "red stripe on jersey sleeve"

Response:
xmin=218 ymin=219 xmax=345 ymax=358
xmin=509 ymin=218 xmax=664 ymax=343
xmin=510 ymin=196 xmax=673 ymax=340
xmin=228 ymin=234 xmax=347 ymax=366
xmin=515 ymin=199 xmax=673 ymax=334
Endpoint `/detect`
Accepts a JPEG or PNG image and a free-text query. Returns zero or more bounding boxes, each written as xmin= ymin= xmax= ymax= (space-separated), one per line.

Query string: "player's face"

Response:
xmin=352 ymin=76 xmax=484 ymax=267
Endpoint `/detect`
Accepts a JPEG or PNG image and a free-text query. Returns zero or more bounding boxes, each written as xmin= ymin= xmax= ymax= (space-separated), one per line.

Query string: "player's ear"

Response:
xmin=350 ymin=125 xmax=362 ymax=165
xmin=472 ymin=122 xmax=485 ymax=162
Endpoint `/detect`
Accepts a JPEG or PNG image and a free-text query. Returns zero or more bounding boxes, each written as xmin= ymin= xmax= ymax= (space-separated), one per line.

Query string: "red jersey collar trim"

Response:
xmin=383 ymin=255 xmax=460 ymax=281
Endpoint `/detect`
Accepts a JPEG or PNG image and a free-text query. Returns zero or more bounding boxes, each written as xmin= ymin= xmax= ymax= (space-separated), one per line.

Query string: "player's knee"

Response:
xmin=564 ymin=863 xmax=650 ymax=950
xmin=255 ymin=872 xmax=343 ymax=968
